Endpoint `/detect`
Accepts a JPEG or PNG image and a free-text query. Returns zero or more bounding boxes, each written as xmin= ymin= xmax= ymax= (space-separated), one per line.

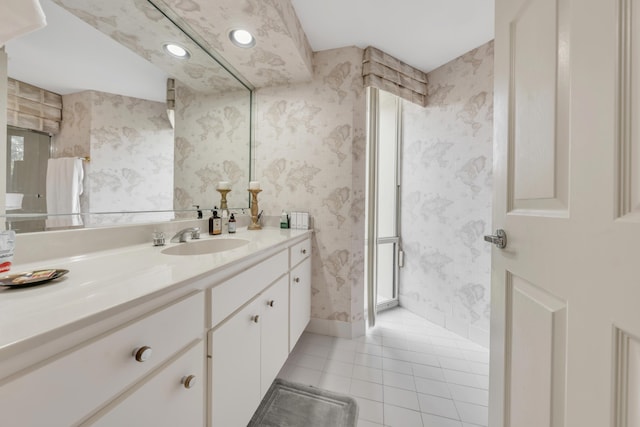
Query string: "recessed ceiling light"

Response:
xmin=229 ymin=29 xmax=255 ymax=48
xmin=163 ymin=43 xmax=191 ymax=59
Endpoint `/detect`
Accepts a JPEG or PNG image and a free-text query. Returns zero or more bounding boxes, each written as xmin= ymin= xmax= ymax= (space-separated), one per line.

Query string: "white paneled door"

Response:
xmin=490 ymin=0 xmax=640 ymax=426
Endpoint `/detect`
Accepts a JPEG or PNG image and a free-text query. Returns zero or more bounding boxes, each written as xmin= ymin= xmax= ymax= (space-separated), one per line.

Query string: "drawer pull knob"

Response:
xmin=301 ymin=249 xmax=307 ymax=254
xmin=133 ymin=346 xmax=153 ymax=362
xmin=267 ymin=300 xmax=275 ymax=307
xmin=294 ymin=277 xmax=300 ymax=283
xmin=252 ymin=315 xmax=260 ymax=323
xmin=182 ymin=375 xmax=196 ymax=389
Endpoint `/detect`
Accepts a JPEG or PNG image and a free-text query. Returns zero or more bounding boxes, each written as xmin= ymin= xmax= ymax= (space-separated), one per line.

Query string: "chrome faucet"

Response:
xmin=170 ymin=227 xmax=200 ymax=243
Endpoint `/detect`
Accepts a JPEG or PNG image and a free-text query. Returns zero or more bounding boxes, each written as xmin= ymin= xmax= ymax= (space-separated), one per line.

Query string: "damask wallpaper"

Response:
xmin=399 ymin=41 xmax=494 ymax=347
xmin=254 ymin=47 xmax=367 ymax=337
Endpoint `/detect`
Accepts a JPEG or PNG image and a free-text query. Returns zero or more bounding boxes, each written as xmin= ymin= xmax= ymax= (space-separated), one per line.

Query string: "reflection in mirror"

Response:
xmin=3 ymin=0 xmax=252 ymax=233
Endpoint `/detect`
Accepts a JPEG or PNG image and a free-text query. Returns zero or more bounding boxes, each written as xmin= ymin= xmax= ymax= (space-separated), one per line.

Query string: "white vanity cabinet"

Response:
xmin=289 ymin=239 xmax=312 ymax=351
xmin=0 ymin=292 xmax=205 ymax=427
xmin=208 ymin=238 xmax=312 ymax=427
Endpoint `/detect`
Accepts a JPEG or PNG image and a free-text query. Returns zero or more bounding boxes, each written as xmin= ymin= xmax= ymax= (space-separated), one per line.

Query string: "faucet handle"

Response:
xmin=191 ymin=228 xmax=200 ymax=240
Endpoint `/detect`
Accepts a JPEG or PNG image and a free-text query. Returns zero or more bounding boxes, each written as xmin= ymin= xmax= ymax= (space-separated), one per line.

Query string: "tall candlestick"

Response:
xmin=248 ymin=188 xmax=262 ymax=230
xmin=216 ymin=188 xmax=231 ymax=211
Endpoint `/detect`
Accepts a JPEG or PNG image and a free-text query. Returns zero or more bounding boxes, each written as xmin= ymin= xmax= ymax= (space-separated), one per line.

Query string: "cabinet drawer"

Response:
xmin=210 ymin=250 xmax=287 ymax=328
xmin=0 ymin=292 xmax=204 ymax=427
xmin=88 ymin=340 xmax=205 ymax=427
xmin=290 ymin=238 xmax=311 ymax=268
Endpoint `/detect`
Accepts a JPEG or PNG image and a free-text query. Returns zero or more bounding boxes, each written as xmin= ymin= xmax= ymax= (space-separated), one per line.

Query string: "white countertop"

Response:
xmin=0 ymin=227 xmax=311 ymax=356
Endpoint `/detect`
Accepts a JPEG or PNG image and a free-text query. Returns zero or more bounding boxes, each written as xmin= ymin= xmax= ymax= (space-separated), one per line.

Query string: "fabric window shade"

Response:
xmin=363 ymin=46 xmax=428 ymax=106
xmin=7 ymin=78 xmax=62 ymax=134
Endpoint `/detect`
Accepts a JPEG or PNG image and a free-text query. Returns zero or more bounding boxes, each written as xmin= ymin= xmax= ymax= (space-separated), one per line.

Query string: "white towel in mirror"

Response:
xmin=0 ymin=0 xmax=47 ymax=47
xmin=46 ymin=158 xmax=84 ymax=229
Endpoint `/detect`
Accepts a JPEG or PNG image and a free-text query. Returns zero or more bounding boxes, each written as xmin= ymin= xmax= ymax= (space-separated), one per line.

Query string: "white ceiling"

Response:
xmin=5 ymin=0 xmax=168 ymax=102
xmin=290 ymin=0 xmax=495 ymax=73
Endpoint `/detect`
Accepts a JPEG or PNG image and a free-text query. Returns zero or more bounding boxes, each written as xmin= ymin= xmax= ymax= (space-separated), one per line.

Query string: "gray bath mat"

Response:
xmin=248 ymin=379 xmax=358 ymax=427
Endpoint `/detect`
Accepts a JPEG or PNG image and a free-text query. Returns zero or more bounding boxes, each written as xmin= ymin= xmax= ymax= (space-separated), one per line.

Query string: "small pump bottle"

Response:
xmin=228 ymin=213 xmax=236 ymax=233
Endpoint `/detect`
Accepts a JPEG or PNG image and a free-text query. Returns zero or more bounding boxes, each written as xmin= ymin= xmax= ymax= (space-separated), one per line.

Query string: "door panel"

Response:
xmin=507 ymin=0 xmax=570 ymax=214
xmin=507 ymin=274 xmax=566 ymax=427
xmin=491 ymin=0 xmax=639 ymax=426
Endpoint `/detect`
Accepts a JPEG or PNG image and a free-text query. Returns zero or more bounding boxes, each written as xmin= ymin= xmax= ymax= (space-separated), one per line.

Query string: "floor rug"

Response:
xmin=248 ymin=379 xmax=358 ymax=427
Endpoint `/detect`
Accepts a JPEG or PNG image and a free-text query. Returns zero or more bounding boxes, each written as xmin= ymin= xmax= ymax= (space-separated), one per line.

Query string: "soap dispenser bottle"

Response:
xmin=210 ymin=210 xmax=222 ymax=235
xmin=228 ymin=213 xmax=236 ymax=233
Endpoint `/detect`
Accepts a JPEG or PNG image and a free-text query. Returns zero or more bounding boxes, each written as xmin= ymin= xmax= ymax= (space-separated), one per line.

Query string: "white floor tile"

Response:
xmin=382 ymin=357 xmax=413 ymax=375
xmin=417 ymin=393 xmax=459 ymax=420
xmin=353 ymin=365 xmax=384 ymax=384
xmin=350 ymin=379 xmax=384 ymax=402
xmin=284 ymin=366 xmax=322 ymax=387
xmin=323 ymin=359 xmax=354 ymax=377
xmin=327 ymin=347 xmax=357 ymax=363
xmin=355 ymin=352 xmax=384 ymax=369
xmin=414 ymin=377 xmax=450 ymax=398
xmin=467 ymin=361 xmax=490 ymax=376
xmin=354 ymin=397 xmax=384 ymax=424
xmin=357 ymin=419 xmax=384 ymax=427
xmin=383 ymin=371 xmax=416 ymax=391
xmin=279 ymin=308 xmax=490 ymax=427
xmin=294 ymin=353 xmax=326 ymax=371
xmin=455 ymin=401 xmax=488 ymax=426
xmin=412 ymin=363 xmax=446 ymax=381
xmin=318 ymin=373 xmax=351 ymax=394
xmin=421 ymin=413 xmax=463 ymax=427
xmin=447 ymin=383 xmax=489 ymax=406
xmin=356 ymin=342 xmax=384 ymax=357
xmin=443 ymin=369 xmax=487 ymax=390
xmin=408 ymin=350 xmax=440 ymax=367
xmin=438 ymin=356 xmax=472 ymax=372
xmin=383 ymin=386 xmax=420 ymax=410
xmin=384 ymin=404 xmax=424 ymax=427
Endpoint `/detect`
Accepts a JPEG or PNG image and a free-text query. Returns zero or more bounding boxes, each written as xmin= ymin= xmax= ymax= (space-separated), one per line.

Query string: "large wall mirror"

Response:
xmin=3 ymin=0 xmax=253 ymax=233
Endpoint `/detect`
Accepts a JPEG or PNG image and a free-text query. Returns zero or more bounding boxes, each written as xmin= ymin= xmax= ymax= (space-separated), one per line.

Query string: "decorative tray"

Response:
xmin=0 ymin=269 xmax=69 ymax=287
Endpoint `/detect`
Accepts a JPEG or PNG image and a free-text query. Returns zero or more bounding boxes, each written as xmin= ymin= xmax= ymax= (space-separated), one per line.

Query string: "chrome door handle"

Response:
xmin=484 ymin=229 xmax=507 ymax=249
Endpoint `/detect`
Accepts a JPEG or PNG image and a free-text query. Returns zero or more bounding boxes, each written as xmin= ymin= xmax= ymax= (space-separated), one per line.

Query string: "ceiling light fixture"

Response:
xmin=163 ymin=43 xmax=191 ymax=59
xmin=229 ymin=29 xmax=255 ymax=48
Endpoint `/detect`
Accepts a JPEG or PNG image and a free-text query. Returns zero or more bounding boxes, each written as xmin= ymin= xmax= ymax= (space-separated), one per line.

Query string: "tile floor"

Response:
xmin=277 ymin=307 xmax=490 ymax=427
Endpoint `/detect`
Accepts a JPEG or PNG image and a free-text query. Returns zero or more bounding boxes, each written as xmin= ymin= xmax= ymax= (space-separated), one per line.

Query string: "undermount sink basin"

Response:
xmin=161 ymin=238 xmax=250 ymax=256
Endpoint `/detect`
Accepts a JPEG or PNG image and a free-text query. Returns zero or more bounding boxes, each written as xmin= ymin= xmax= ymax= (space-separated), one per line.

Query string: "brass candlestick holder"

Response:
xmin=216 ymin=189 xmax=231 ymax=211
xmin=248 ymin=188 xmax=262 ymax=230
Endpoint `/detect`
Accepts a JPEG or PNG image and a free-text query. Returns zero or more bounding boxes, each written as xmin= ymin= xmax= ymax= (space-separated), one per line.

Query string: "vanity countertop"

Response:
xmin=0 ymin=227 xmax=311 ymax=357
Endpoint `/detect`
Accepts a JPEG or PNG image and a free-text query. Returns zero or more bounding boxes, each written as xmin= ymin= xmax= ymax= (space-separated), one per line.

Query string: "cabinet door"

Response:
xmin=88 ymin=341 xmax=205 ymax=427
xmin=210 ymin=298 xmax=262 ymax=427
xmin=260 ymin=276 xmax=290 ymax=397
xmin=289 ymin=256 xmax=311 ymax=351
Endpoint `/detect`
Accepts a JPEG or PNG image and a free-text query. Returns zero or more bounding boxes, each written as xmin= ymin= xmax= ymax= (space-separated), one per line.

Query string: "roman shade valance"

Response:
xmin=7 ymin=78 xmax=62 ymax=134
xmin=362 ymin=46 xmax=428 ymax=107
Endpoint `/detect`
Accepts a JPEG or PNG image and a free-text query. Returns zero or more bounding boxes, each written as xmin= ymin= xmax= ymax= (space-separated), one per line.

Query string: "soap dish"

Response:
xmin=0 ymin=269 xmax=69 ymax=288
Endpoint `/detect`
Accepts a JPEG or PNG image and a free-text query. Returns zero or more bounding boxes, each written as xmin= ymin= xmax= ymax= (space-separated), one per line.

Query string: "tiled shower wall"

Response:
xmin=255 ymin=47 xmax=367 ymax=337
xmin=399 ymin=41 xmax=494 ymax=347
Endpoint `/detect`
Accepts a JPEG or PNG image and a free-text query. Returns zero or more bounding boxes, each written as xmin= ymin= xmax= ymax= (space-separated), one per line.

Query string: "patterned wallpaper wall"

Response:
xmin=399 ymin=41 xmax=494 ymax=347
xmin=254 ymin=47 xmax=367 ymax=336
xmin=54 ymin=90 xmax=175 ymax=225
xmin=173 ymin=83 xmax=251 ymax=211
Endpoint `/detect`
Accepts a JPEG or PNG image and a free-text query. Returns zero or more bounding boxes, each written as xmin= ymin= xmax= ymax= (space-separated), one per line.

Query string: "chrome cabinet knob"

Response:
xmin=293 ymin=277 xmax=300 ymax=283
xmin=133 ymin=346 xmax=152 ymax=362
xmin=267 ymin=300 xmax=275 ymax=307
xmin=182 ymin=375 xmax=196 ymax=389
xmin=252 ymin=315 xmax=260 ymax=323
xmin=301 ymin=249 xmax=307 ymax=254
